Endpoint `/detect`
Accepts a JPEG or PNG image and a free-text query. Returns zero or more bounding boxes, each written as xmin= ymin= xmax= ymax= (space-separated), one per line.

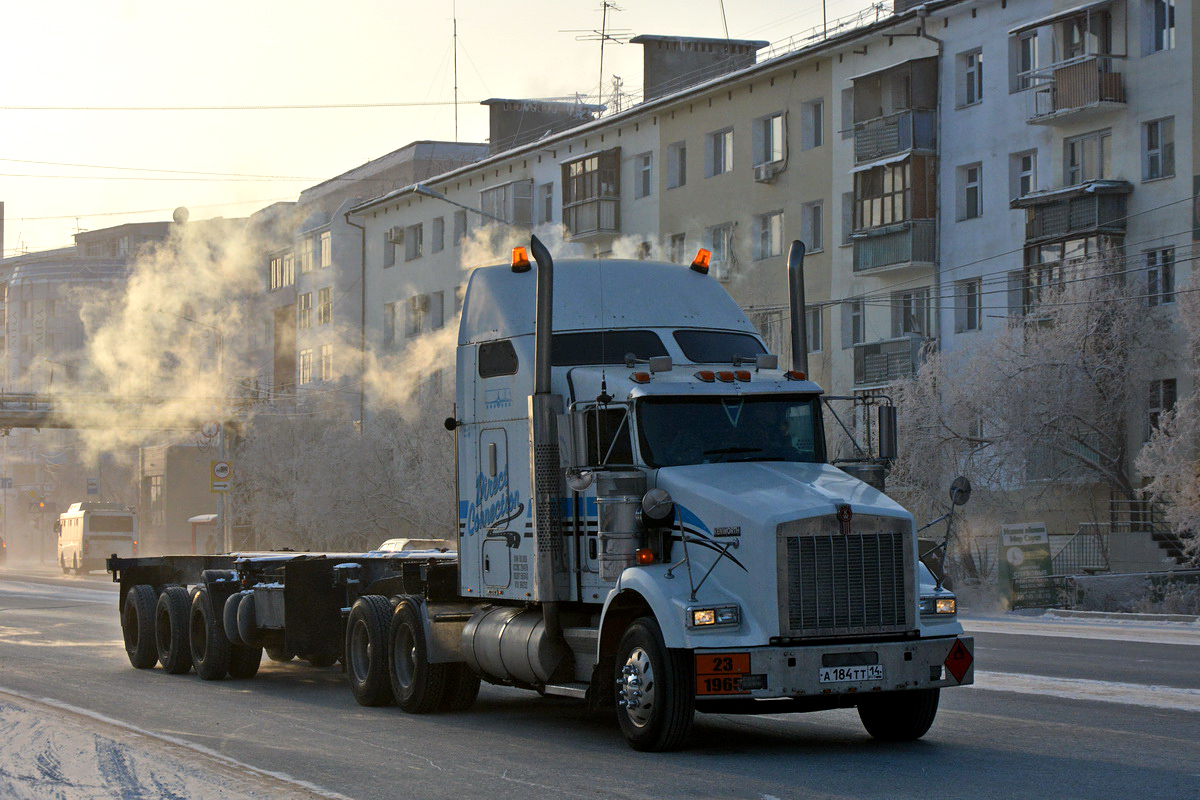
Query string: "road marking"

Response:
xmin=963 ymin=617 xmax=1200 ymax=647
xmin=971 ymin=670 xmax=1200 ymax=712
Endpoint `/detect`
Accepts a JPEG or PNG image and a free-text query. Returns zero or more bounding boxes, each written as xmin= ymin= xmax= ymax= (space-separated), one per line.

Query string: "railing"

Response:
xmin=563 ymin=197 xmax=619 ymax=238
xmin=1024 ymin=55 xmax=1124 ymax=123
xmin=1051 ymin=525 xmax=1109 ymax=575
xmin=1024 ymin=192 xmax=1127 ymax=242
xmin=853 ymin=109 xmax=937 ymax=164
xmin=853 ymin=334 xmax=923 ymax=386
xmin=852 ymin=220 xmax=936 ymax=272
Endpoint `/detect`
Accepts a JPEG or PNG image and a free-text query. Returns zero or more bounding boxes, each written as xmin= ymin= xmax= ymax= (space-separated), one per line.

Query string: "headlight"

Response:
xmin=919 ymin=595 xmax=957 ymax=616
xmin=688 ymin=605 xmax=740 ymax=627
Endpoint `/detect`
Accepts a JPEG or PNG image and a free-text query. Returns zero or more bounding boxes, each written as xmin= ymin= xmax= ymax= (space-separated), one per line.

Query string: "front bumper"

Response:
xmin=694 ymin=635 xmax=973 ymax=700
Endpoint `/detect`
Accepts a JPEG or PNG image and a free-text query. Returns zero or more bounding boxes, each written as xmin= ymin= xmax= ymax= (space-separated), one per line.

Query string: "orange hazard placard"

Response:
xmin=695 ymin=652 xmax=751 ymax=696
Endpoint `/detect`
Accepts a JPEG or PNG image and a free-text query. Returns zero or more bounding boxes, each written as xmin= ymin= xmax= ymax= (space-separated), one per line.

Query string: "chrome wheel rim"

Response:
xmin=618 ymin=645 xmax=655 ymax=728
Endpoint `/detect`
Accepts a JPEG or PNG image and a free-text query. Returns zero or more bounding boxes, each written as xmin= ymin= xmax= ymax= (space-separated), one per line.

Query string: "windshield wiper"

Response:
xmin=702 ymin=446 xmax=763 ymax=455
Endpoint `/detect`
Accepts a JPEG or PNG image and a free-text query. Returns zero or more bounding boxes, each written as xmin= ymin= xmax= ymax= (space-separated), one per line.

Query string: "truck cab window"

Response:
xmin=552 ymin=331 xmax=668 ymax=366
xmin=584 ymin=406 xmax=635 ymax=466
xmin=478 ymin=340 xmax=518 ymax=378
xmin=673 ymin=330 xmax=766 ymax=363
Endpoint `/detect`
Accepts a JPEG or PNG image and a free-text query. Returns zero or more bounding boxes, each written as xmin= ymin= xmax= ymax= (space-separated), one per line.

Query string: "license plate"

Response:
xmin=818 ymin=665 xmax=884 ymax=683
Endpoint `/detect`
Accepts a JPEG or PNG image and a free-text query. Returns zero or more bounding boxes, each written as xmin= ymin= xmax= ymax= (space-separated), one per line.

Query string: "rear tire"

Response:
xmin=121 ymin=585 xmax=158 ymax=669
xmin=155 ymin=586 xmax=193 ymax=675
xmin=439 ymin=662 xmax=481 ymax=712
xmin=190 ymin=590 xmax=231 ymax=680
xmin=388 ymin=598 xmax=448 ymax=713
xmin=857 ymin=688 xmax=940 ymax=741
xmin=227 ymin=641 xmax=262 ymax=679
xmin=345 ymin=595 xmax=394 ymax=706
xmin=614 ymin=617 xmax=694 ymax=752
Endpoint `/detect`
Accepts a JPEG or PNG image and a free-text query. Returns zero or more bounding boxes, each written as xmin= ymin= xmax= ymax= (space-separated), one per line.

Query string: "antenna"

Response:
xmin=562 ymin=2 xmax=631 ymax=108
xmin=453 ymin=3 xmax=459 ymax=142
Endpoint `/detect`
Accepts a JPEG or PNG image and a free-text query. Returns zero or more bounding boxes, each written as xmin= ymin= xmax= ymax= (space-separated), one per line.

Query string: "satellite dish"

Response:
xmin=172 ymin=206 xmax=190 ymax=224
xmin=949 ymin=476 xmax=972 ymax=506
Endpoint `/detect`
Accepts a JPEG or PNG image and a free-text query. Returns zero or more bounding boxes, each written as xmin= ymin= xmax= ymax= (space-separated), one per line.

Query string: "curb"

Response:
xmin=1044 ymin=608 xmax=1200 ymax=624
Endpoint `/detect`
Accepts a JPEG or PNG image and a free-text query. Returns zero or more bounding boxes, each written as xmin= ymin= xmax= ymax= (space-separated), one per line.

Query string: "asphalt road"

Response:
xmin=1 ymin=562 xmax=1197 ymax=800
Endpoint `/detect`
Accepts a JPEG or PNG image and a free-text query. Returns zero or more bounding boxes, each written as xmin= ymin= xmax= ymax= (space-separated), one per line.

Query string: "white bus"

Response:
xmin=56 ymin=502 xmax=138 ymax=574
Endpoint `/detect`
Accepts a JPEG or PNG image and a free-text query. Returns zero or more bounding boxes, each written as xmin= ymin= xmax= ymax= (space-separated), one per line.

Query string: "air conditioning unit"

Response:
xmin=386 ymin=226 xmax=405 ymax=244
xmin=754 ymin=161 xmax=784 ymax=183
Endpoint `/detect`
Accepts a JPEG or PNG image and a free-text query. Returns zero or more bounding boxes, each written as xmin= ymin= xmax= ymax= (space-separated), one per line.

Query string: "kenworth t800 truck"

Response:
xmin=109 ymin=237 xmax=973 ymax=752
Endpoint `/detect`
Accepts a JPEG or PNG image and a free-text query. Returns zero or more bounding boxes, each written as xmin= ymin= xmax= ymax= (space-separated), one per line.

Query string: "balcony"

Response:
xmin=1011 ymin=181 xmax=1131 ymax=244
xmin=563 ymin=198 xmax=619 ymax=238
xmin=853 ymin=109 xmax=937 ymax=164
xmin=853 ymin=334 xmax=924 ymax=386
xmin=852 ymin=220 xmax=936 ymax=274
xmin=1023 ymin=56 xmax=1125 ymax=125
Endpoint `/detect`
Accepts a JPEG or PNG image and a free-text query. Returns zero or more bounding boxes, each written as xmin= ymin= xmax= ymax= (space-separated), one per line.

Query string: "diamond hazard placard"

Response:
xmin=944 ymin=638 xmax=974 ymax=683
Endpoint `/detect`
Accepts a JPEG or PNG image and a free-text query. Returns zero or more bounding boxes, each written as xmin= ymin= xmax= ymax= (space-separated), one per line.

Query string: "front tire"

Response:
xmin=614 ymin=617 xmax=694 ymax=752
xmin=121 ymin=585 xmax=158 ymax=669
xmin=190 ymin=590 xmax=232 ymax=680
xmin=388 ymin=598 xmax=448 ymax=713
xmin=857 ymin=688 xmax=940 ymax=741
xmin=155 ymin=586 xmax=193 ymax=675
xmin=345 ymin=595 xmax=394 ymax=706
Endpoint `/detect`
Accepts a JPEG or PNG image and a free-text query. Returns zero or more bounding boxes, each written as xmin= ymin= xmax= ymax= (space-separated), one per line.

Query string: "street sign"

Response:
xmin=201 ymin=421 xmax=221 ymax=439
xmin=86 ymin=477 xmax=99 ymax=495
xmin=999 ymin=522 xmax=1054 ymax=606
xmin=210 ymin=460 xmax=233 ymax=493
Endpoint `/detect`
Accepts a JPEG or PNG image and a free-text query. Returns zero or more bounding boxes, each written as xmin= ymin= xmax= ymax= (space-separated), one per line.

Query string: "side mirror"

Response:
xmin=443 ymin=417 xmax=459 ymax=431
xmin=949 ymin=476 xmax=972 ymax=506
xmin=877 ymin=405 xmax=898 ymax=461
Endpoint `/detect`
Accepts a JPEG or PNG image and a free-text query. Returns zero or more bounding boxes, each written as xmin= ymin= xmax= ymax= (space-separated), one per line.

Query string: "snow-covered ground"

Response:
xmin=0 ymin=689 xmax=348 ymax=800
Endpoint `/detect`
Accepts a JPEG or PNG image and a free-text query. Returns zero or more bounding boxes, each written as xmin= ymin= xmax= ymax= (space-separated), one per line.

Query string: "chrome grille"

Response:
xmin=778 ymin=516 xmax=913 ymax=637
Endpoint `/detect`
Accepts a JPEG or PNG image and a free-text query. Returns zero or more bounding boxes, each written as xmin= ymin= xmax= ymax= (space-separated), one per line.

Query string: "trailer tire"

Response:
xmin=345 ymin=595 xmax=393 ymax=706
xmin=614 ymin=617 xmax=694 ymax=752
xmin=857 ymin=688 xmax=940 ymax=741
xmin=439 ymin=663 xmax=481 ymax=712
xmin=223 ymin=591 xmax=246 ymax=646
xmin=227 ymin=641 xmax=262 ymax=679
xmin=388 ymin=598 xmax=447 ymax=714
xmin=121 ymin=585 xmax=158 ymax=669
xmin=155 ymin=586 xmax=193 ymax=675
xmin=60 ymin=556 xmax=70 ymax=575
xmin=190 ymin=589 xmax=232 ymax=680
xmin=265 ymin=645 xmax=294 ymax=663
xmin=236 ymin=591 xmax=262 ymax=647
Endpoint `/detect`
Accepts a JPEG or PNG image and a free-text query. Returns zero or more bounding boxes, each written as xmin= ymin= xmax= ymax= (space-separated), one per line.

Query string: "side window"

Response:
xmin=584 ymin=407 xmax=634 ymax=466
xmin=478 ymin=340 xmax=518 ymax=378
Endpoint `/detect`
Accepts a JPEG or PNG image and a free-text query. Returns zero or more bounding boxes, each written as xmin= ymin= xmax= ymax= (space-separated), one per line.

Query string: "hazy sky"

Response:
xmin=1 ymin=0 xmax=881 ymax=254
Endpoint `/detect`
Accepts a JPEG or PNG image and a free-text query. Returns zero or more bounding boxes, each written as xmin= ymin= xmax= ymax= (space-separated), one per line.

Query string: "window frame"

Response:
xmin=959 ymin=48 xmax=984 ymax=107
xmin=705 ymin=128 xmax=734 ymax=178
xmin=753 ymin=210 xmax=784 ymax=261
xmin=1142 ymin=117 xmax=1175 ymax=181
xmin=667 ymin=141 xmax=687 ymax=189
xmin=1146 ymin=247 xmax=1175 ymax=306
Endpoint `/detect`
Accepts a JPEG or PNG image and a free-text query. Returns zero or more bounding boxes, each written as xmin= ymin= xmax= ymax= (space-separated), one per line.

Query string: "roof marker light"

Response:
xmin=785 ymin=370 xmax=808 ymax=381
xmin=694 ymin=370 xmax=715 ymax=382
xmin=716 ymin=371 xmax=736 ymax=383
xmin=735 ymin=370 xmax=752 ymax=382
xmin=511 ymin=246 xmax=532 ymax=272
xmin=631 ymin=372 xmax=651 ymax=384
xmin=690 ymin=249 xmax=712 ymax=274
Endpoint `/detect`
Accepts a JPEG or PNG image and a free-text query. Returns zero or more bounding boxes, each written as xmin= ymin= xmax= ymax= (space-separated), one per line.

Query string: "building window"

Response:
xmin=407 ymin=294 xmax=431 ymax=337
xmin=1145 ymin=0 xmax=1175 ymax=53
xmin=955 ymin=278 xmax=982 ymax=332
xmin=431 ymin=217 xmax=445 ymax=253
xmin=298 ymin=348 xmax=313 ymax=384
xmin=1147 ymin=378 xmax=1177 ymax=438
xmin=842 ymin=299 xmax=865 ymax=348
xmin=754 ymin=113 xmax=785 ymax=165
xmin=753 ymin=211 xmax=784 ymax=261
xmin=481 ymin=179 xmax=533 ymax=226
xmin=806 ymin=306 xmax=822 ymax=353
xmin=802 ymin=201 xmax=823 ymax=252
xmin=383 ymin=233 xmax=397 ymax=268
xmin=299 ymin=237 xmax=314 ymax=273
xmin=453 ymin=210 xmax=468 ymax=245
xmin=1011 ymin=151 xmax=1037 ymax=199
xmin=959 ymin=163 xmax=982 ymax=220
xmin=1143 ymin=117 xmax=1175 ymax=180
xmin=539 ymin=183 xmax=554 ymax=224
xmin=705 ymin=129 xmax=733 ymax=177
xmin=669 ymin=233 xmax=686 ymax=263
xmin=1013 ymin=31 xmax=1038 ymax=91
xmin=318 ymin=287 xmax=332 ymax=325
xmin=959 ymin=49 xmax=983 ymax=106
xmin=635 ymin=152 xmax=653 ymax=199
xmin=148 ymin=475 xmax=163 ymax=526
xmin=562 ymin=149 xmax=620 ymax=236
xmin=269 ymin=256 xmax=283 ymax=290
xmin=801 ymin=100 xmax=823 ymax=150
xmin=891 ymin=288 xmax=930 ymax=337
xmin=853 ymin=158 xmax=934 ymax=230
xmin=706 ymin=223 xmax=735 ymax=279
xmin=384 ymin=301 xmax=398 ymax=345
xmin=319 ymin=344 xmax=333 ymax=381
xmin=297 ymin=292 xmax=312 ymax=330
xmin=431 ymin=290 xmax=445 ymax=330
xmin=404 ymin=224 xmax=423 ymax=261
xmin=667 ymin=141 xmax=687 ymax=189
xmin=319 ymin=231 xmax=332 ymax=268
xmin=1146 ymin=247 xmax=1175 ymax=306
xmin=1064 ymin=129 xmax=1111 ymax=184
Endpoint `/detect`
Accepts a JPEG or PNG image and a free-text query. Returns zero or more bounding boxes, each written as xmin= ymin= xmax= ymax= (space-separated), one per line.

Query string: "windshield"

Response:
xmin=638 ymin=395 xmax=825 ymax=467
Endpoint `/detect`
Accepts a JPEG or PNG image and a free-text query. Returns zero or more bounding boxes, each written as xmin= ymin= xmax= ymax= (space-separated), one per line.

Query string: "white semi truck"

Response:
xmin=109 ymin=237 xmax=973 ymax=751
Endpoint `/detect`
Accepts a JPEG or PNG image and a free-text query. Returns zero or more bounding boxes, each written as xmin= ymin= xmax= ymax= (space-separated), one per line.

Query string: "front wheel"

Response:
xmin=614 ymin=617 xmax=694 ymax=752
xmin=857 ymin=688 xmax=940 ymax=741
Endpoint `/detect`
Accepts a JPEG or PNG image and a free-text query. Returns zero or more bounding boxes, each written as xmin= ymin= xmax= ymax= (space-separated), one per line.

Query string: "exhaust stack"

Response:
xmin=787 ymin=240 xmax=809 ymax=374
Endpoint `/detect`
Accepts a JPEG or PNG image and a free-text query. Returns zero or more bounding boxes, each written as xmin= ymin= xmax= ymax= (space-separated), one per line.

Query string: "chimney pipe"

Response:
xmin=787 ymin=240 xmax=809 ymax=374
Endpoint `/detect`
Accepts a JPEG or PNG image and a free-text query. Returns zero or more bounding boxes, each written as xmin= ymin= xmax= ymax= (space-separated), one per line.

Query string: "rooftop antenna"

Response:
xmin=563 ymin=2 xmax=631 ymax=108
xmin=453 ymin=2 xmax=459 ymax=141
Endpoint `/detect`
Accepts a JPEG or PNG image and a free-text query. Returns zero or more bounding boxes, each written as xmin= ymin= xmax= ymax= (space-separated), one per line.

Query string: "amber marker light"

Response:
xmin=690 ymin=248 xmax=712 ymax=274
xmin=694 ymin=370 xmax=716 ymax=382
xmin=785 ymin=370 xmax=808 ymax=381
xmin=635 ymin=548 xmax=656 ymax=565
xmin=511 ymin=246 xmax=532 ymax=272
xmin=631 ymin=372 xmax=651 ymax=384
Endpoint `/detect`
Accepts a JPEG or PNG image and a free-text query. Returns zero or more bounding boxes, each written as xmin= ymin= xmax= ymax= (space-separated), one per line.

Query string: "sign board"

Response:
xmin=210 ymin=460 xmax=233 ymax=493
xmin=201 ymin=422 xmax=221 ymax=439
xmin=86 ymin=477 xmax=99 ymax=495
xmin=998 ymin=522 xmax=1054 ymax=607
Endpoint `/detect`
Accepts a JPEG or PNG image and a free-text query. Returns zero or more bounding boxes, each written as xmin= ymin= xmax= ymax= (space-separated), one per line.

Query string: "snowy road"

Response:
xmin=1 ymin=564 xmax=1198 ymax=800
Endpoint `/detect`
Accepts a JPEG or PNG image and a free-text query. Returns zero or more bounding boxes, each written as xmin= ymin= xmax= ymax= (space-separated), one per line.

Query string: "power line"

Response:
xmin=0 ymin=157 xmax=316 ymax=180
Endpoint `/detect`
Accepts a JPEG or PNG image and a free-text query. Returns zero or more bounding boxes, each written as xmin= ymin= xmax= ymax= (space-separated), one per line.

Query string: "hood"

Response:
xmin=653 ymin=462 xmax=912 ymax=534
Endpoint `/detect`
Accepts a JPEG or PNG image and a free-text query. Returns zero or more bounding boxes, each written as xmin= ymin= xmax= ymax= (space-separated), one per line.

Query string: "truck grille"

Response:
xmin=777 ymin=517 xmax=913 ymax=638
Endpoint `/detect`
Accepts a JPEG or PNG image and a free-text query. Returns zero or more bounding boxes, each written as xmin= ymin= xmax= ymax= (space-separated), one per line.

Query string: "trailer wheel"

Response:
xmin=60 ymin=555 xmax=70 ymax=575
xmin=388 ymin=598 xmax=447 ymax=713
xmin=190 ymin=589 xmax=232 ymax=680
xmin=345 ymin=595 xmax=393 ymax=706
xmin=438 ymin=662 xmax=481 ymax=712
xmin=121 ymin=585 xmax=158 ymax=669
xmin=155 ymin=586 xmax=193 ymax=675
xmin=857 ymin=688 xmax=940 ymax=741
xmin=227 ymin=641 xmax=262 ymax=679
xmin=614 ymin=617 xmax=694 ymax=752
xmin=265 ymin=645 xmax=294 ymax=663
xmin=223 ymin=591 xmax=246 ymax=646
xmin=236 ymin=591 xmax=262 ymax=647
